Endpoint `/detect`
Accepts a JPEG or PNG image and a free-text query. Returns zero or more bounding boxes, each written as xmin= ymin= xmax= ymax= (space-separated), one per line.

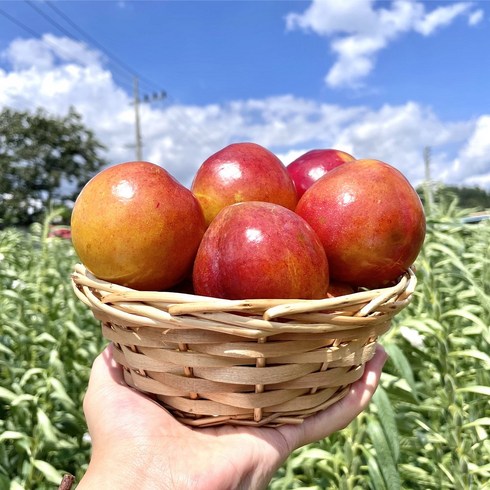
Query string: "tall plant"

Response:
xmin=0 ymin=212 xmax=103 ymax=488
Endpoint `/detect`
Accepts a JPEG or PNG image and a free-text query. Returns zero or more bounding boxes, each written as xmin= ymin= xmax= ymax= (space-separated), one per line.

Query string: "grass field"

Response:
xmin=1 ymin=197 xmax=489 ymax=489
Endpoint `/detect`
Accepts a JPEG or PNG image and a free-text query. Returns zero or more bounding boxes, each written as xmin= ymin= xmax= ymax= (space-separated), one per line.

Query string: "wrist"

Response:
xmin=79 ymin=444 xmax=252 ymax=490
xmin=78 ymin=447 xmax=187 ymax=490
xmin=77 ymin=434 xmax=280 ymax=490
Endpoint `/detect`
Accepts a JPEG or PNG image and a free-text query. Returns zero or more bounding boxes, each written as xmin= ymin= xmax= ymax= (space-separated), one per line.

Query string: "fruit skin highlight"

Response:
xmin=191 ymin=142 xmax=298 ymax=227
xmin=296 ymin=159 xmax=426 ymax=289
xmin=287 ymin=148 xmax=355 ymax=198
xmin=193 ymin=201 xmax=329 ymax=300
xmin=71 ymin=161 xmax=206 ymax=291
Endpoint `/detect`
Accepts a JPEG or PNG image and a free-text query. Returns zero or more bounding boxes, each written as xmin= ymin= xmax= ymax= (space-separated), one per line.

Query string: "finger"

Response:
xmin=84 ymin=344 xmax=125 ymax=400
xmin=84 ymin=343 xmax=179 ymax=437
xmin=83 ymin=345 xmax=124 ymax=425
xmin=84 ymin=343 xmax=163 ymax=407
xmin=83 ymin=344 xmax=150 ymax=426
xmin=279 ymin=344 xmax=388 ymax=450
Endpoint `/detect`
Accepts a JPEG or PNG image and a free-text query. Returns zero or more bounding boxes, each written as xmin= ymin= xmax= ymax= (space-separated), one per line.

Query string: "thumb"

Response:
xmin=84 ymin=343 xmax=127 ymax=399
xmin=278 ymin=343 xmax=388 ymax=450
xmin=83 ymin=344 xmax=152 ymax=434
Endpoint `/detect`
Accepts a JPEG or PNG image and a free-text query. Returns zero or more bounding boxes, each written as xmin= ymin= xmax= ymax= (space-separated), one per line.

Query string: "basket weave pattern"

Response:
xmin=71 ymin=264 xmax=416 ymax=427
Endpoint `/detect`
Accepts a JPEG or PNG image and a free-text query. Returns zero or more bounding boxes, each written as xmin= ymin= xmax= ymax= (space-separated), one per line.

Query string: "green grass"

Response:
xmin=0 ymin=201 xmax=489 ymax=489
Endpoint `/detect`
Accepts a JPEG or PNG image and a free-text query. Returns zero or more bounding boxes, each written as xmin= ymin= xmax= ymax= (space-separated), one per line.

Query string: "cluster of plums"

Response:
xmin=71 ymin=142 xmax=426 ymax=300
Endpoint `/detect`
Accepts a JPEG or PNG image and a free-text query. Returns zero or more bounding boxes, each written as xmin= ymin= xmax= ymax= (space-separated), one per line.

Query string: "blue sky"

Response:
xmin=1 ymin=0 xmax=489 ymax=189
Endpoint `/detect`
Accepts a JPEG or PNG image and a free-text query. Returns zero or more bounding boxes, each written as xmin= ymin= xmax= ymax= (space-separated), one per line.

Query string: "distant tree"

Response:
xmin=444 ymin=185 xmax=490 ymax=210
xmin=0 ymin=107 xmax=107 ymax=227
xmin=417 ymin=184 xmax=490 ymax=212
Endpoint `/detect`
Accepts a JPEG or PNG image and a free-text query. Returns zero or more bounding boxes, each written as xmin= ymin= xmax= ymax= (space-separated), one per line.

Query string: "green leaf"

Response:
xmin=463 ymin=417 xmax=490 ymax=428
xmin=32 ymin=459 xmax=63 ymax=484
xmin=0 ymin=387 xmax=16 ymax=403
xmin=426 ymin=243 xmax=468 ymax=273
xmin=0 ymin=289 xmax=22 ymax=302
xmin=19 ymin=368 xmax=45 ymax=387
xmin=414 ymin=419 xmax=448 ymax=443
xmin=0 ymin=343 xmax=14 ymax=356
xmin=36 ymin=408 xmax=58 ymax=444
xmin=469 ymin=462 xmax=490 ymax=478
xmin=366 ymin=456 xmax=387 ymax=490
xmin=34 ymin=332 xmax=57 ymax=344
xmin=0 ymin=474 xmax=9 ymax=490
xmin=49 ymin=377 xmax=74 ymax=409
xmin=0 ymin=431 xmax=27 ymax=442
xmin=399 ymin=463 xmax=436 ymax=487
xmin=457 ymin=386 xmax=490 ymax=396
xmin=367 ymin=419 xmax=401 ymax=490
xmin=403 ymin=317 xmax=444 ymax=336
xmin=64 ymin=320 xmax=84 ymax=336
xmin=11 ymin=394 xmax=36 ymax=406
xmin=437 ymin=462 xmax=456 ymax=485
xmin=295 ymin=448 xmax=331 ymax=460
xmin=9 ymin=437 xmax=32 ymax=458
xmin=449 ymin=350 xmax=490 ymax=369
xmin=372 ymin=386 xmax=400 ymax=462
xmin=384 ymin=343 xmax=419 ymax=401
xmin=442 ymin=308 xmax=489 ymax=331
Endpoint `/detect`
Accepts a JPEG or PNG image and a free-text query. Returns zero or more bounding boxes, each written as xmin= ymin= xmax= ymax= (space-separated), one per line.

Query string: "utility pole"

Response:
xmin=131 ymin=76 xmax=166 ymax=161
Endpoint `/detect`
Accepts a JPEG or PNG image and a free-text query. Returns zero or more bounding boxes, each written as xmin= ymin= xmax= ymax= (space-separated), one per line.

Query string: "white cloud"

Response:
xmin=452 ymin=116 xmax=490 ymax=186
xmin=0 ymin=34 xmax=489 ymax=190
xmin=414 ymin=2 xmax=473 ymax=36
xmin=2 ymin=34 xmax=102 ymax=69
xmin=285 ymin=0 xmax=379 ymax=36
xmin=2 ymin=37 xmax=55 ymax=70
xmin=326 ymin=34 xmax=384 ymax=88
xmin=287 ymin=0 xmax=483 ymax=88
xmin=468 ymin=9 xmax=484 ymax=26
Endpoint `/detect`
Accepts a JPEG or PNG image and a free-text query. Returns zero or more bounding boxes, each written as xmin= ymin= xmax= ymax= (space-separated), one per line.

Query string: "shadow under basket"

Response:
xmin=71 ymin=264 xmax=417 ymax=428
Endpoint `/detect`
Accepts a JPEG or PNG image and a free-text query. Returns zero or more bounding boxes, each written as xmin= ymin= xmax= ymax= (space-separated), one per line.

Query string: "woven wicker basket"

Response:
xmin=71 ymin=264 xmax=416 ymax=428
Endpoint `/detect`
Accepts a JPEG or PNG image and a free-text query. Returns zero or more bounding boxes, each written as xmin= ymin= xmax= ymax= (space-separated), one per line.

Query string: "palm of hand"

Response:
xmin=81 ymin=344 xmax=386 ymax=490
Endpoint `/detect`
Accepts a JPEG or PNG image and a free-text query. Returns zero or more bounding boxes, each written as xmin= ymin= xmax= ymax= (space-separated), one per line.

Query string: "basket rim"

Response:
xmin=72 ymin=263 xmax=416 ymax=306
xmin=71 ymin=263 xmax=416 ymax=334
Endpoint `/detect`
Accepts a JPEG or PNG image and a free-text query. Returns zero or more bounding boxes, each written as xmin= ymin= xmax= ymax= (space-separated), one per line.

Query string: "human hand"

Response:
xmin=78 ymin=343 xmax=387 ymax=490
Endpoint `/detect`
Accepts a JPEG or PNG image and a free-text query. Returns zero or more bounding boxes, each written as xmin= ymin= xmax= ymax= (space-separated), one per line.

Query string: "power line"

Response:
xmin=44 ymin=0 xmax=162 ymax=94
xmin=0 ymin=5 xmax=44 ymax=39
xmin=1 ymin=3 xmax=213 ymax=159
xmin=25 ymin=0 xmax=77 ymax=41
xmin=17 ymin=1 xmax=172 ymax=161
xmin=18 ymin=1 xmax=130 ymax=93
xmin=0 ymin=4 xmax=134 ymax=94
